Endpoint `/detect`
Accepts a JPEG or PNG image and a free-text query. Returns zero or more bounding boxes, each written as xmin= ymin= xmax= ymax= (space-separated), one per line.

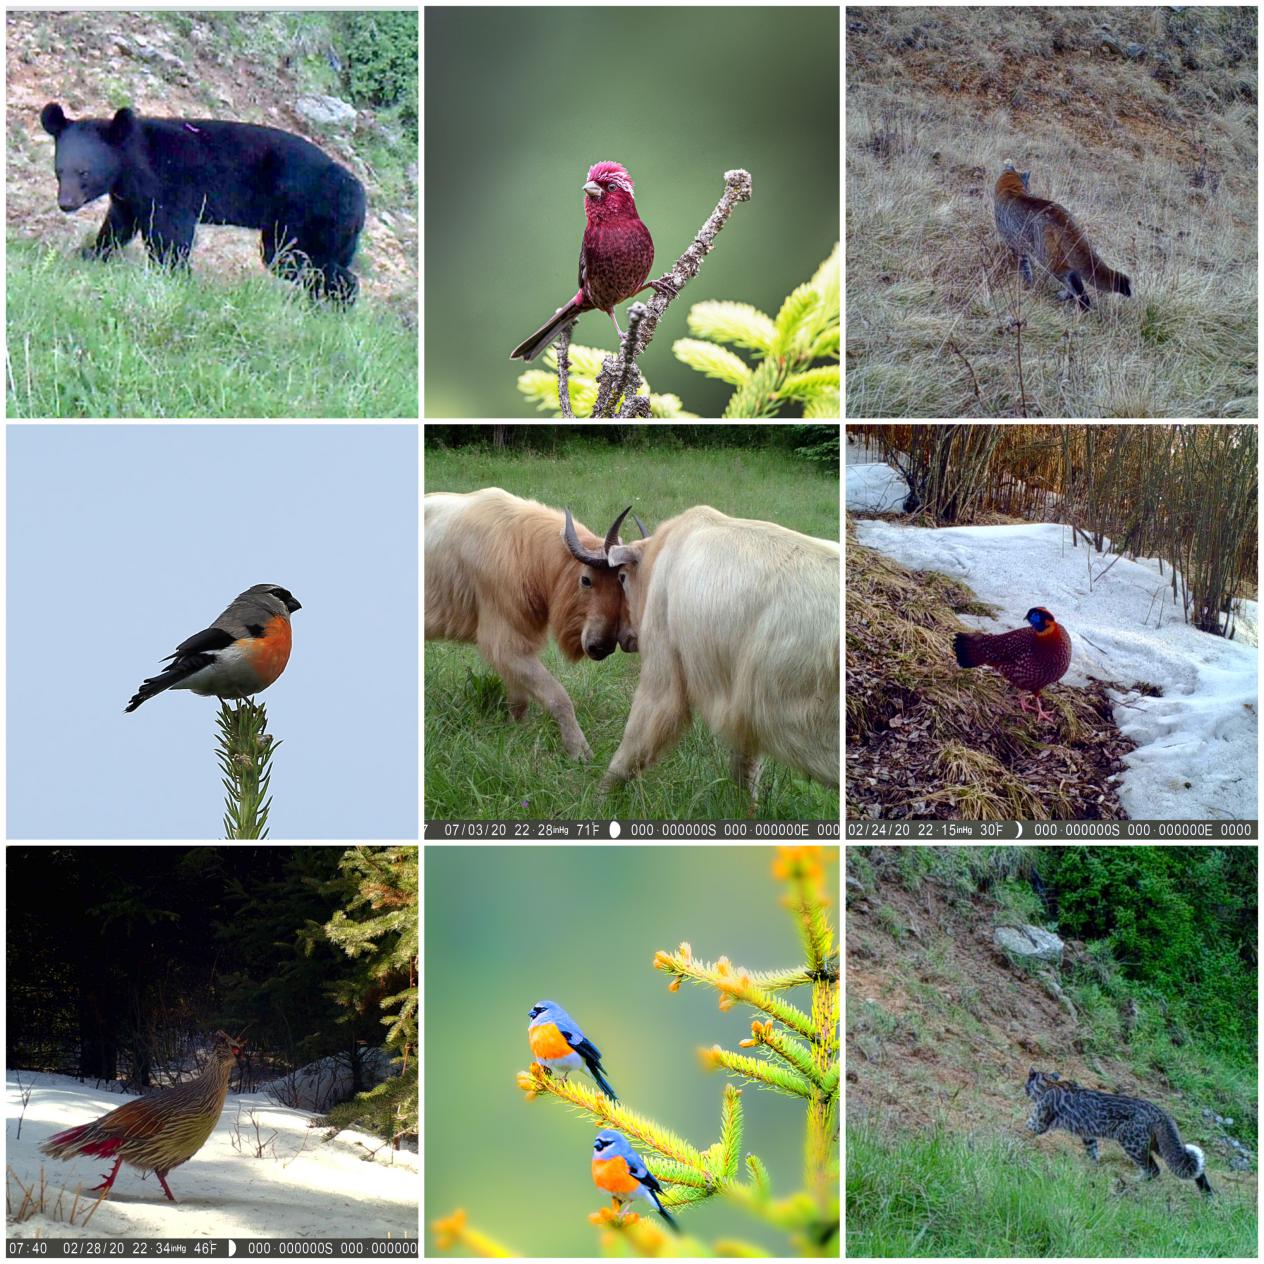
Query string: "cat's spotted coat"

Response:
xmin=1025 ymin=1069 xmax=1212 ymax=1195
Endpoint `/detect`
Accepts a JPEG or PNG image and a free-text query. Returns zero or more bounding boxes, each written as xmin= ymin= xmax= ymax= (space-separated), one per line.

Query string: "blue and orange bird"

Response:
xmin=591 ymin=1129 xmax=678 ymax=1230
xmin=527 ymin=1000 xmax=618 ymax=1101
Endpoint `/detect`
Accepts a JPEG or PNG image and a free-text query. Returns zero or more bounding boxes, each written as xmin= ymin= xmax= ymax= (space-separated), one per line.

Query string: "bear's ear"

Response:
xmin=40 ymin=103 xmax=68 ymax=137
xmin=107 ymin=107 xmax=137 ymax=145
xmin=1020 ymin=171 xmax=1031 ymax=191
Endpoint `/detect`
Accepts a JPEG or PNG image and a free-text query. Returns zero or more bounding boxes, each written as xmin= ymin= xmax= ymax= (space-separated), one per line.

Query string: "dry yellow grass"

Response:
xmin=844 ymin=6 xmax=1257 ymax=418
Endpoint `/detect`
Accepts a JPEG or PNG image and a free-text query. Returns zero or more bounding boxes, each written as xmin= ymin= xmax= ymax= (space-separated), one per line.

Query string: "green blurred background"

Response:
xmin=424 ymin=7 xmax=841 ymax=418
xmin=425 ymin=846 xmax=830 ymax=1255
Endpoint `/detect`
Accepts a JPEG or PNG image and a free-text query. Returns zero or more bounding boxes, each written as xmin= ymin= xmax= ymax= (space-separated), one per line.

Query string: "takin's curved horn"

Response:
xmin=563 ymin=507 xmax=609 ymax=568
xmin=631 ymin=512 xmax=648 ymax=539
xmin=603 ymin=506 xmax=634 ymax=554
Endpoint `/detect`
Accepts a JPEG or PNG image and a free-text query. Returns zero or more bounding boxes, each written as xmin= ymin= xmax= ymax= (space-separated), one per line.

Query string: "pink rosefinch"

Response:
xmin=511 ymin=160 xmax=657 ymax=362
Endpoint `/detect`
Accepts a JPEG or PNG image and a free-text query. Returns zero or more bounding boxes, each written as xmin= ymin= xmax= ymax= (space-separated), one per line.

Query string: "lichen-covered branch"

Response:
xmin=591 ymin=168 xmax=754 ymax=418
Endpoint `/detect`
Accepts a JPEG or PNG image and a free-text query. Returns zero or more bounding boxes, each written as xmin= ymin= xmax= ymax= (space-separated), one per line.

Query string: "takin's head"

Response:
xmin=606 ymin=524 xmax=664 ymax=644
xmin=559 ymin=506 xmax=648 ymax=660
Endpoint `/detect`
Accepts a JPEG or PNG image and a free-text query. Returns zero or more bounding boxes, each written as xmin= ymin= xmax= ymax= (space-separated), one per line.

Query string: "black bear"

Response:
xmin=41 ymin=103 xmax=366 ymax=305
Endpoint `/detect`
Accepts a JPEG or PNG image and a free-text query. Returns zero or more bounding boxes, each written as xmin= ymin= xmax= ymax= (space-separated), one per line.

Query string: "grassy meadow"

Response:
xmin=847 ymin=1120 xmax=1254 ymax=1256
xmin=5 ymin=239 xmax=417 ymax=419
xmin=423 ymin=435 xmax=840 ymax=821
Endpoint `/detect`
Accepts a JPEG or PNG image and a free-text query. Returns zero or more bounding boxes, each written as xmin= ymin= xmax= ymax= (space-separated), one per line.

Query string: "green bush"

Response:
xmin=1041 ymin=847 xmax=1254 ymax=1059
xmin=340 ymin=11 xmax=417 ymax=138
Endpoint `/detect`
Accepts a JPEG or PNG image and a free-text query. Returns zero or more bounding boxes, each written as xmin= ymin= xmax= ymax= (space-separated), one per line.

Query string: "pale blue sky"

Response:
xmin=7 ymin=424 xmax=418 ymax=839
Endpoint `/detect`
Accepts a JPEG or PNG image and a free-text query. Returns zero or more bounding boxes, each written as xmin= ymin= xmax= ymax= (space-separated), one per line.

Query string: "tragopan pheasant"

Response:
xmin=953 ymin=606 xmax=1072 ymax=722
xmin=41 ymin=1030 xmax=244 ymax=1202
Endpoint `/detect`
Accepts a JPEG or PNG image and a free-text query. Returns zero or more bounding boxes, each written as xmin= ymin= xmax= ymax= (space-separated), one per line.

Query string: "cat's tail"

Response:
xmin=1154 ymin=1117 xmax=1214 ymax=1194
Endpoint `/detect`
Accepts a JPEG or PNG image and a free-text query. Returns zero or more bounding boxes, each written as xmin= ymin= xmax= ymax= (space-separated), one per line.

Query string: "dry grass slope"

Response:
xmin=844 ymin=6 xmax=1257 ymax=418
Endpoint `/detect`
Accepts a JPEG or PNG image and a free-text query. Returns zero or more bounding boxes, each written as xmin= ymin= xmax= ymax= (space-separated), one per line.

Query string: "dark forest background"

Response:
xmin=7 ymin=845 xmax=417 ymax=1143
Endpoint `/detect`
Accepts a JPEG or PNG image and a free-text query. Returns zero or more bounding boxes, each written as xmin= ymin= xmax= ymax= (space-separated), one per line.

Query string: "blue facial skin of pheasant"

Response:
xmin=952 ymin=606 xmax=1072 ymax=722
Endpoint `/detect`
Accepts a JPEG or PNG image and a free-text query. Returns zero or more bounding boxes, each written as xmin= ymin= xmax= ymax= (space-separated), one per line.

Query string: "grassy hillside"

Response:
xmin=5 ymin=10 xmax=418 ymax=417
xmin=845 ymin=845 xmax=1257 ymax=1255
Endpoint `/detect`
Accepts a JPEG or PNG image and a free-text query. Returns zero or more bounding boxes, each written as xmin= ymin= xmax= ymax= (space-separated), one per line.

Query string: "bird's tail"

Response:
xmin=952 ymin=631 xmax=991 ymax=669
xmin=41 ymin=1121 xmax=122 ymax=1160
xmin=649 ymin=1188 xmax=679 ymax=1232
xmin=590 ymin=1066 xmax=619 ymax=1102
xmin=510 ymin=295 xmax=586 ymax=362
xmin=124 ymin=667 xmax=188 ymax=712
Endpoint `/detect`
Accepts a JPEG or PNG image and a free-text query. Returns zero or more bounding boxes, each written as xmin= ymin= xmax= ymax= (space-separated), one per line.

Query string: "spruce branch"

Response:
xmin=776 ymin=846 xmax=836 ymax=972
xmin=676 ymin=244 xmax=840 ymax=418
xmin=718 ymin=1082 xmax=744 ymax=1178
xmin=701 ymin=1044 xmax=814 ymax=1098
xmin=741 ymin=1019 xmax=826 ymax=1088
xmin=662 ymin=846 xmax=840 ymax=1237
xmin=654 ymin=947 xmax=816 ymax=1038
xmin=656 ymin=948 xmax=817 ymax=994
xmin=216 ymin=698 xmax=278 ymax=838
xmin=517 ymin=1062 xmax=707 ymax=1173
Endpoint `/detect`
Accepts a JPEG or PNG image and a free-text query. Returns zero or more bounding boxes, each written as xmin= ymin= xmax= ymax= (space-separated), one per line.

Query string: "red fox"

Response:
xmin=994 ymin=162 xmax=1131 ymax=310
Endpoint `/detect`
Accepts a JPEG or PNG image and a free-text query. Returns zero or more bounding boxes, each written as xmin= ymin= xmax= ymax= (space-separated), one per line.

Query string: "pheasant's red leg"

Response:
xmin=90 ymin=1156 xmax=124 ymax=1196
xmin=155 ymin=1170 xmax=177 ymax=1202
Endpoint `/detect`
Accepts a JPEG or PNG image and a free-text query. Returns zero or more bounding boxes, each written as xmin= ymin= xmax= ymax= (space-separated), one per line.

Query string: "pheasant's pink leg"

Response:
xmin=90 ymin=1156 xmax=124 ymax=1196
xmin=155 ymin=1170 xmax=177 ymax=1202
xmin=1023 ymin=692 xmax=1057 ymax=722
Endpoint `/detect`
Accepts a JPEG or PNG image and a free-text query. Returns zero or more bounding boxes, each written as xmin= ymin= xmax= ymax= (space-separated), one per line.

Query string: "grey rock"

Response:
xmin=994 ymin=925 xmax=1064 ymax=963
xmin=295 ymin=94 xmax=357 ymax=127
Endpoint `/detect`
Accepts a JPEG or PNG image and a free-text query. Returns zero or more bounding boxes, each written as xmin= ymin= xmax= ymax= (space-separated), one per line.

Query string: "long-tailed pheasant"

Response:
xmin=953 ymin=606 xmax=1072 ymax=722
xmin=40 ymin=1030 xmax=244 ymax=1202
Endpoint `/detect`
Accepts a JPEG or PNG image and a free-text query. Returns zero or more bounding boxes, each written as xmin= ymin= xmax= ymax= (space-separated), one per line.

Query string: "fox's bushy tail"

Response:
xmin=1104 ymin=268 xmax=1132 ymax=297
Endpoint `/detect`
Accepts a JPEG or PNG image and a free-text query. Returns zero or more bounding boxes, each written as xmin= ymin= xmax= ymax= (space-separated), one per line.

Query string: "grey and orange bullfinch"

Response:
xmin=125 ymin=584 xmax=302 ymax=713
xmin=591 ymin=1129 xmax=679 ymax=1230
xmin=527 ymin=1000 xmax=618 ymax=1101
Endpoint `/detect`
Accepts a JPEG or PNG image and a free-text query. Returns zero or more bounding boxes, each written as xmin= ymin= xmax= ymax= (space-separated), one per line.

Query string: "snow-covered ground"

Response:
xmin=8 ymin=1065 xmax=419 ymax=1239
xmin=846 ymin=449 xmax=1258 ymax=821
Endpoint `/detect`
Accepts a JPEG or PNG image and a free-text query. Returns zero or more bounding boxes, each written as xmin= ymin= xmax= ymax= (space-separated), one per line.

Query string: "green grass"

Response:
xmin=5 ymin=238 xmax=417 ymax=418
xmin=423 ymin=438 xmax=840 ymax=821
xmin=847 ymin=1120 xmax=1254 ymax=1257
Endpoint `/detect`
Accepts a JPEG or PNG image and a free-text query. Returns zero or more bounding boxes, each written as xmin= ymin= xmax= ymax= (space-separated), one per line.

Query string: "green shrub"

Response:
xmin=340 ymin=11 xmax=417 ymax=138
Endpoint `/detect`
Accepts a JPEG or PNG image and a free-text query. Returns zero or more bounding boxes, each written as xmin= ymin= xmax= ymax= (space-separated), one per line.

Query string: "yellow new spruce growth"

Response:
xmin=657 ymin=845 xmax=840 ymax=1244
xmin=431 ymin=1209 xmax=517 ymax=1258
xmin=676 ymin=246 xmax=840 ymax=418
xmin=516 ymin=1061 xmax=620 ymax=1123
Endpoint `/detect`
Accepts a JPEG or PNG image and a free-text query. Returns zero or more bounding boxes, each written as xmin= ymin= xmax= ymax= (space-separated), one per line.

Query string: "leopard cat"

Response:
xmin=1025 ymin=1069 xmax=1213 ymax=1195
